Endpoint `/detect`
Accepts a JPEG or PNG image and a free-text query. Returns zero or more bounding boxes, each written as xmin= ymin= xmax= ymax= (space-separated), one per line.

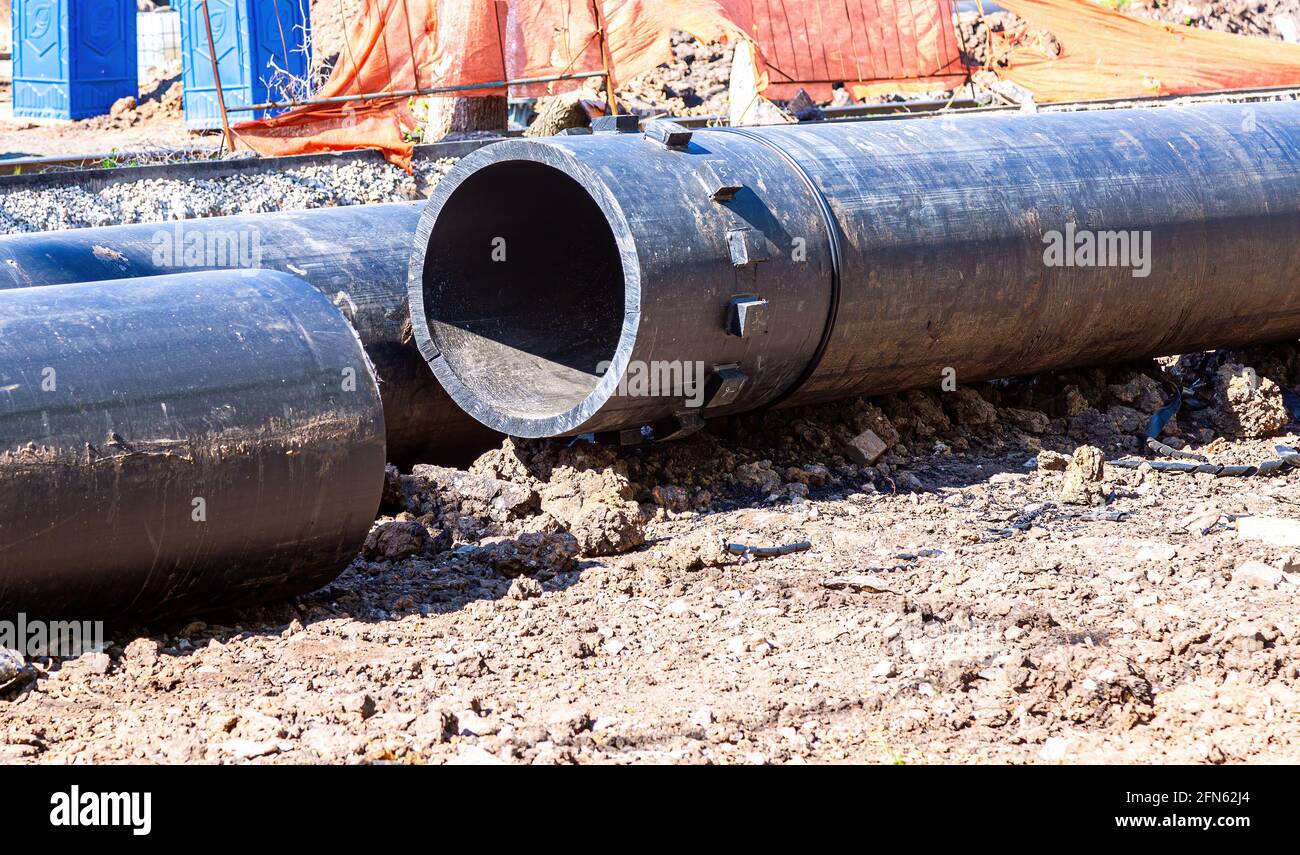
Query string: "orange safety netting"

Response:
xmin=736 ymin=0 xmax=966 ymax=100
xmin=992 ymin=0 xmax=1300 ymax=102
xmin=233 ymin=0 xmax=442 ymax=171
xmin=234 ymin=0 xmax=966 ymax=167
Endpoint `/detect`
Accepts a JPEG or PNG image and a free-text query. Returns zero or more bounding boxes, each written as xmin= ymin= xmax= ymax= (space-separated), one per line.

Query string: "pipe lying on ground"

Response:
xmin=0 ymin=204 xmax=497 ymax=465
xmin=0 ymin=271 xmax=386 ymax=619
xmin=409 ymin=100 xmax=1300 ymax=439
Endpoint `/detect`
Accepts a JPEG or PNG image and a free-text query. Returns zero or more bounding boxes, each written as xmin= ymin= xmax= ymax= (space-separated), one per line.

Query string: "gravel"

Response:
xmin=0 ymin=157 xmax=458 ymax=235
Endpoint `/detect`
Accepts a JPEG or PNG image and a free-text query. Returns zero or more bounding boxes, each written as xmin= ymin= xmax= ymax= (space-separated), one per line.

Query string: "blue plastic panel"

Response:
xmin=176 ymin=0 xmax=310 ymax=131
xmin=13 ymin=0 xmax=138 ymax=120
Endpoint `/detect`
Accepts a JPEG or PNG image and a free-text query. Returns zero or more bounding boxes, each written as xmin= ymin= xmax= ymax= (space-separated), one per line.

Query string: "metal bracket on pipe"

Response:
xmin=698 ymin=161 xmax=743 ymax=202
xmin=726 ymin=296 xmax=769 ymax=337
xmin=592 ymin=114 xmax=641 ymax=134
xmin=651 ymin=411 xmax=706 ymax=442
xmin=726 ymin=228 xmax=769 ymax=267
xmin=705 ymin=365 xmax=749 ymax=407
xmin=644 ymin=120 xmax=693 ymax=150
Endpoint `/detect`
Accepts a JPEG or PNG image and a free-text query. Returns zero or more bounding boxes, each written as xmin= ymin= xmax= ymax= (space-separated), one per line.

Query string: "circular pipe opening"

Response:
xmin=416 ymin=157 xmax=633 ymax=435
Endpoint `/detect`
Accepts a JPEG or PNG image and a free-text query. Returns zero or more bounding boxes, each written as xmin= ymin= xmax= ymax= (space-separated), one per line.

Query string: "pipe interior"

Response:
xmin=422 ymin=161 xmax=625 ymax=422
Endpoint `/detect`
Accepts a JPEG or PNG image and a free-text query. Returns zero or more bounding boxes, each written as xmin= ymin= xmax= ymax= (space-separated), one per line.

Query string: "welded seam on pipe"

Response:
xmin=713 ymin=127 xmax=844 ymax=410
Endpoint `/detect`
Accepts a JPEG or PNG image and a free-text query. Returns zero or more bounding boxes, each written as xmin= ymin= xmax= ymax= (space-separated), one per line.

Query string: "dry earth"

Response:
xmin=4 ymin=348 xmax=1300 ymax=764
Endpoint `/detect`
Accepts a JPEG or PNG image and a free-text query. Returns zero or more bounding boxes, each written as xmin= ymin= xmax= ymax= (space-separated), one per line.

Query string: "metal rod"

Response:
xmin=199 ymin=0 xmax=236 ymax=150
xmin=224 ymin=71 xmax=609 ymax=114
xmin=591 ymin=0 xmax=619 ymax=115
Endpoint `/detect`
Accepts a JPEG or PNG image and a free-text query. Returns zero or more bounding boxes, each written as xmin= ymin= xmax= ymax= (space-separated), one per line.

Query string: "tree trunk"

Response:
xmin=422 ymin=95 xmax=508 ymax=141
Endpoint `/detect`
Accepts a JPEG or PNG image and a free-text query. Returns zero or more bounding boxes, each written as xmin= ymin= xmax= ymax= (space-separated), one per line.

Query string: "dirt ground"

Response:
xmin=1127 ymin=0 xmax=1300 ymax=40
xmin=4 ymin=348 xmax=1300 ymax=764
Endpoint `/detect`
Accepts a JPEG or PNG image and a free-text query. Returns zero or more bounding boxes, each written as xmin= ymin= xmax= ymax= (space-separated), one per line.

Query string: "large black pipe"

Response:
xmin=0 ymin=270 xmax=386 ymax=619
xmin=409 ymin=100 xmax=1300 ymax=438
xmin=0 ymin=204 xmax=497 ymax=464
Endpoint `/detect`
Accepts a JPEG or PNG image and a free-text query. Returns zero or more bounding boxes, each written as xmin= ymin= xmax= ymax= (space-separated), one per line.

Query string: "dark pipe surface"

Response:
xmin=0 ymin=270 xmax=386 ymax=619
xmin=0 ymin=204 xmax=497 ymax=465
xmin=410 ymin=100 xmax=1300 ymax=438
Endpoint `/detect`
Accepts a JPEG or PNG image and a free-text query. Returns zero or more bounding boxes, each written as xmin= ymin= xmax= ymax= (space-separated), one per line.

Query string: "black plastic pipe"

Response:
xmin=0 ymin=271 xmax=386 ymax=619
xmin=0 ymin=204 xmax=497 ymax=465
xmin=409 ymin=100 xmax=1300 ymax=438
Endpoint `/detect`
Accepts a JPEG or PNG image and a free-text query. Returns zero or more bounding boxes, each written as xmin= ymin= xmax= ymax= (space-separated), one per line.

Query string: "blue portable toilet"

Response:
xmin=174 ymin=0 xmax=311 ymax=130
xmin=12 ymin=0 xmax=138 ymax=120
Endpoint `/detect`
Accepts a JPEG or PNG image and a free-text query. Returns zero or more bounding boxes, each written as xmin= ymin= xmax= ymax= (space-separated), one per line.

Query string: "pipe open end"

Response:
xmin=413 ymin=152 xmax=636 ymax=437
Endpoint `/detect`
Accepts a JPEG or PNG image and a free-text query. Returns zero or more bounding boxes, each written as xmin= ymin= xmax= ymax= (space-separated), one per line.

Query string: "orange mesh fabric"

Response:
xmin=233 ymin=0 xmax=965 ymax=166
xmin=233 ymin=0 xmax=457 ymax=169
xmin=505 ymin=0 xmax=965 ymax=100
xmin=504 ymin=0 xmax=751 ymax=98
xmin=992 ymin=0 xmax=1300 ymax=102
xmin=742 ymin=0 xmax=966 ymax=100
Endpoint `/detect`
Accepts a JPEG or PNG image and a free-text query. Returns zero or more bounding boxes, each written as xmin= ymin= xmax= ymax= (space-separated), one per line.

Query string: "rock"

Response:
xmin=363 ymin=519 xmax=433 ymax=561
xmin=1067 ymin=408 xmax=1131 ymax=452
xmin=0 ymin=648 xmax=32 ymax=692
xmin=80 ymin=650 xmax=112 ymax=675
xmin=123 ymin=638 xmax=161 ymax=668
xmin=410 ymin=464 xmax=538 ymax=521
xmin=943 ymin=387 xmax=998 ymax=428
xmin=1063 ymin=385 xmax=1091 ymax=416
xmin=658 ymin=529 xmax=729 ymax=573
xmin=110 ymin=96 xmax=137 ymax=117
xmin=785 ymin=463 xmax=831 ymax=487
xmin=1211 ymin=362 xmax=1289 ymax=438
xmin=847 ymin=400 xmax=900 ymax=446
xmin=342 ymin=693 xmax=377 ymax=720
xmin=380 ymin=464 xmax=407 ymax=513
xmin=474 ymin=531 xmax=579 ymax=576
xmin=1236 ymin=516 xmax=1300 ymax=548
xmin=1233 ymin=560 xmax=1283 ymax=589
xmin=1003 ymin=407 xmax=1051 ymax=434
xmin=1059 ymin=445 xmax=1106 ymax=505
xmin=785 ymin=88 xmax=825 ymax=122
xmin=1106 ymin=404 xmax=1147 ymax=435
xmin=845 ymin=429 xmax=889 ymax=466
xmin=734 ymin=460 xmax=783 ymax=494
xmin=651 ymin=484 xmax=691 ymax=513
xmin=1036 ymin=450 xmax=1070 ymax=471
xmin=556 ymin=499 xmax=644 ymax=557
xmin=536 ymin=451 xmax=646 ymax=556
xmin=544 ymin=703 xmax=591 ymax=743
xmin=507 ymin=577 xmax=544 ymax=601
xmin=1107 ymin=373 xmax=1166 ymax=414
xmin=896 ymin=390 xmax=952 ymax=437
xmin=447 ymin=745 xmax=506 ymax=765
xmin=1134 ymin=544 xmax=1175 ymax=562
xmin=871 ymin=660 xmax=896 ymax=678
xmin=689 ymin=707 xmax=715 ymax=727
